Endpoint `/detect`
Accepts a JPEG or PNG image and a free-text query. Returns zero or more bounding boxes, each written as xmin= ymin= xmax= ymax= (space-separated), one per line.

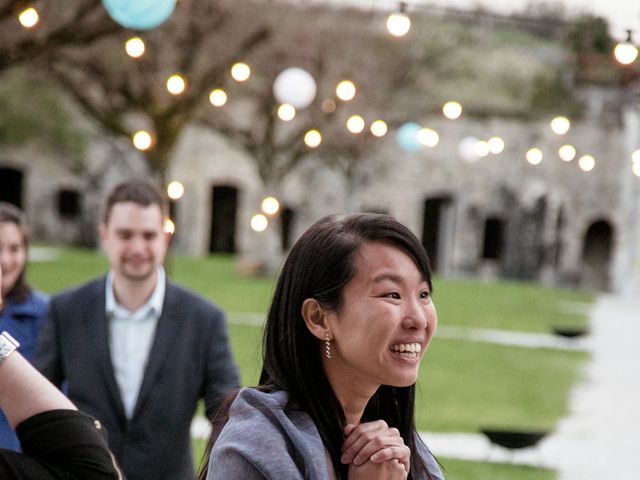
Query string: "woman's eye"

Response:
xmin=420 ymin=291 xmax=431 ymax=299
xmin=384 ymin=292 xmax=401 ymax=299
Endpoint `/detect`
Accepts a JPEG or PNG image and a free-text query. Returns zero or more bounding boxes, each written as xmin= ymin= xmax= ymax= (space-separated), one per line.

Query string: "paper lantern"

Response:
xmin=273 ymin=68 xmax=317 ymax=109
xmin=102 ymin=0 xmax=176 ymax=30
xmin=396 ymin=122 xmax=422 ymax=152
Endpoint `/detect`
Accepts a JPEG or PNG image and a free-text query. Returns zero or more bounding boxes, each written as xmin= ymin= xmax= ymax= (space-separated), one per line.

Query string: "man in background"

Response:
xmin=35 ymin=178 xmax=239 ymax=480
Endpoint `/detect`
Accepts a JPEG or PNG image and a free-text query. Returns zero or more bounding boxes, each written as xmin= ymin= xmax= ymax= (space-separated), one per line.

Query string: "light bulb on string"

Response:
xmin=18 ymin=7 xmax=39 ymax=28
xmin=251 ymin=214 xmax=268 ymax=232
xmin=346 ymin=115 xmax=365 ymax=134
xmin=488 ymin=136 xmax=505 ymax=154
xmin=125 ymin=37 xmax=146 ymax=58
xmin=209 ymin=89 xmax=227 ymax=107
xmin=166 ymin=74 xmax=187 ymax=95
xmin=550 ymin=116 xmax=570 ymax=135
xmin=417 ymin=128 xmax=439 ymax=147
xmin=132 ymin=130 xmax=153 ymax=151
xmin=386 ymin=3 xmax=411 ymax=37
xmin=578 ymin=154 xmax=595 ymax=172
xmin=261 ymin=197 xmax=280 ymax=215
xmin=277 ymin=104 xmax=296 ymax=121
xmin=559 ymin=144 xmax=576 ymax=162
xmin=167 ymin=181 xmax=184 ymax=200
xmin=231 ymin=63 xmax=251 ymax=82
xmin=304 ymin=130 xmax=322 ymax=148
xmin=443 ymin=101 xmax=462 ymax=120
xmin=336 ymin=80 xmax=356 ymax=101
xmin=614 ymin=30 xmax=639 ymax=65
xmin=526 ymin=148 xmax=543 ymax=165
xmin=370 ymin=120 xmax=388 ymax=137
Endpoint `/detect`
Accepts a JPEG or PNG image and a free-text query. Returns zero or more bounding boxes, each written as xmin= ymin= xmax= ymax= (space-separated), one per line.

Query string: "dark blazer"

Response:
xmin=34 ymin=277 xmax=240 ymax=480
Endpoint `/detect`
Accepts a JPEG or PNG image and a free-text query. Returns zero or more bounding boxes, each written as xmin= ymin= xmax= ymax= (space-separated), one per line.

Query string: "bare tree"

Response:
xmin=0 ymin=0 xmax=118 ymax=73
xmin=40 ymin=0 xmax=270 ymax=183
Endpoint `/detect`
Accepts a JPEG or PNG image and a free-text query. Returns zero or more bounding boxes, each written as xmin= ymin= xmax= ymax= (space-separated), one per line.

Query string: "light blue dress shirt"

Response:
xmin=106 ymin=267 xmax=165 ymax=419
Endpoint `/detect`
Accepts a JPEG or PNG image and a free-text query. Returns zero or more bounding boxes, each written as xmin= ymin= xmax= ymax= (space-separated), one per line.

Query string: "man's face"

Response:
xmin=100 ymin=202 xmax=168 ymax=283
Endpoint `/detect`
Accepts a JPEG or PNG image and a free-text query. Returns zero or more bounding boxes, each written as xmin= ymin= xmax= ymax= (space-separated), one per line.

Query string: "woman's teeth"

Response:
xmin=389 ymin=343 xmax=421 ymax=354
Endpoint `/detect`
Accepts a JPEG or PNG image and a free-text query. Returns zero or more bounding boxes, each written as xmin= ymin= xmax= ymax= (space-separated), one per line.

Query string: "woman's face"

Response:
xmin=0 ymin=222 xmax=27 ymax=296
xmin=323 ymin=241 xmax=437 ymax=395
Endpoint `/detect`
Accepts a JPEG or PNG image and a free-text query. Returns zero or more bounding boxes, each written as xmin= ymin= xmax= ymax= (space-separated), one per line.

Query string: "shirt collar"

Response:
xmin=105 ymin=266 xmax=166 ymax=318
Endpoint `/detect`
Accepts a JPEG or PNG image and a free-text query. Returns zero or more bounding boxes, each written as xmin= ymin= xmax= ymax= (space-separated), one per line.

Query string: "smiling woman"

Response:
xmin=199 ymin=213 xmax=444 ymax=480
xmin=0 ymin=203 xmax=48 ymax=451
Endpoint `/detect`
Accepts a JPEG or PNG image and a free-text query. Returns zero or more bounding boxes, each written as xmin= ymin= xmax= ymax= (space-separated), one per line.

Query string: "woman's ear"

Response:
xmin=301 ymin=298 xmax=332 ymax=340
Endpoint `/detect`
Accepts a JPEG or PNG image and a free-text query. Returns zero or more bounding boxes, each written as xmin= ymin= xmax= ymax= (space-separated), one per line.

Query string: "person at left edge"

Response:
xmin=34 ymin=179 xmax=240 ymax=480
xmin=0 ymin=202 xmax=48 ymax=451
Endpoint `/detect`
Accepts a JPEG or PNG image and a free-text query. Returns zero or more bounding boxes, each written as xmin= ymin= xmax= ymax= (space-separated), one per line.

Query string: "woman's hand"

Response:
xmin=342 ymin=421 xmax=410 ymax=478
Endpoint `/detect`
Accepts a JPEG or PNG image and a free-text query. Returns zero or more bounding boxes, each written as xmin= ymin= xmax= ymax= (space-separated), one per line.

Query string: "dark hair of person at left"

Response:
xmin=197 ymin=213 xmax=438 ymax=480
xmin=0 ymin=202 xmax=31 ymax=303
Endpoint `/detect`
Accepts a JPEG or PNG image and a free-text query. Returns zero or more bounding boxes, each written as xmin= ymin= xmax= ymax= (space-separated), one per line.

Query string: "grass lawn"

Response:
xmin=439 ymin=457 xmax=555 ymax=480
xmin=29 ymin=247 xmax=592 ymax=479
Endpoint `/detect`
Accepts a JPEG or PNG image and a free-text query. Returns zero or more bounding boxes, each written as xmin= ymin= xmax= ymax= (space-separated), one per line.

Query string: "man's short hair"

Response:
xmin=102 ymin=179 xmax=168 ymax=224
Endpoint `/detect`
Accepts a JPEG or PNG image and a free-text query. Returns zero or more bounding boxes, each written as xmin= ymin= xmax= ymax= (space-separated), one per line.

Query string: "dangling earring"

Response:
xmin=325 ymin=333 xmax=332 ymax=359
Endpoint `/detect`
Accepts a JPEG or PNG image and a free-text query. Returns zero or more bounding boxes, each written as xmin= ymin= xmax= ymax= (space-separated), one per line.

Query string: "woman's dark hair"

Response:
xmin=198 ymin=213 xmax=437 ymax=479
xmin=0 ymin=202 xmax=31 ymax=302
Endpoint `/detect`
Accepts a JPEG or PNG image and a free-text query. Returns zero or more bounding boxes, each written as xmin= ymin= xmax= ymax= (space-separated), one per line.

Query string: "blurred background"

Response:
xmin=2 ymin=1 xmax=640 ymax=478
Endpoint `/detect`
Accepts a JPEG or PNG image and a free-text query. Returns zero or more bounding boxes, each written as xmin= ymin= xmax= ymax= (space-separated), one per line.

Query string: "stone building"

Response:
xmin=3 ymin=82 xmax=637 ymax=293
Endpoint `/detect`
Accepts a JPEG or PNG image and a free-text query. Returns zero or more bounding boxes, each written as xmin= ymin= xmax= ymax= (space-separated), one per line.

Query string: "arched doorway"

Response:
xmin=581 ymin=219 xmax=613 ymax=291
xmin=0 ymin=167 xmax=23 ymax=207
xmin=209 ymin=185 xmax=238 ymax=253
xmin=421 ymin=195 xmax=455 ymax=274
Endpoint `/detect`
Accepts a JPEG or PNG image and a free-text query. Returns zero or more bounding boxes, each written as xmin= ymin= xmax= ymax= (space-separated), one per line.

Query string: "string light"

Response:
xmin=526 ymin=148 xmax=543 ymax=165
xmin=277 ymin=104 xmax=296 ymax=121
xmin=209 ymin=89 xmax=227 ymax=107
xmin=417 ymin=128 xmax=439 ymax=147
xmin=321 ymin=99 xmax=337 ymax=113
xmin=488 ymin=136 xmax=505 ymax=154
xmin=250 ymin=214 xmax=268 ymax=232
xmin=346 ymin=115 xmax=365 ymax=134
xmin=166 ymin=74 xmax=186 ymax=95
xmin=474 ymin=140 xmax=490 ymax=157
xmin=559 ymin=144 xmax=576 ymax=162
xmin=614 ymin=30 xmax=639 ymax=65
xmin=386 ymin=3 xmax=411 ymax=37
xmin=132 ymin=130 xmax=153 ymax=151
xmin=18 ymin=7 xmax=39 ymax=28
xmin=443 ymin=101 xmax=462 ymax=120
xmin=164 ymin=218 xmax=176 ymax=234
xmin=370 ymin=120 xmax=388 ymax=137
xmin=336 ymin=80 xmax=356 ymax=101
xmin=550 ymin=116 xmax=570 ymax=135
xmin=304 ymin=129 xmax=322 ymax=148
xmin=231 ymin=62 xmax=251 ymax=82
xmin=167 ymin=181 xmax=184 ymax=200
xmin=578 ymin=154 xmax=595 ymax=172
xmin=125 ymin=37 xmax=145 ymax=58
xmin=261 ymin=197 xmax=280 ymax=215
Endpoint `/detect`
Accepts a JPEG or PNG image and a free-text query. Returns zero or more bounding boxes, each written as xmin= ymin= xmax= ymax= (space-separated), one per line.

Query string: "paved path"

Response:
xmin=423 ymin=294 xmax=640 ymax=479
xmin=542 ymin=294 xmax=640 ymax=479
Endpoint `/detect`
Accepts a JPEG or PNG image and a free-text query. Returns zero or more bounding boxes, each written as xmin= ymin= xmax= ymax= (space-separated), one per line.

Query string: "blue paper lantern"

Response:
xmin=396 ymin=122 xmax=422 ymax=152
xmin=102 ymin=0 xmax=177 ymax=30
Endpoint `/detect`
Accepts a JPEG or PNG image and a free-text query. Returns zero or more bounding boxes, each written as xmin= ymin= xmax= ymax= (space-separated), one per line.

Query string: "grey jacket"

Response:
xmin=208 ymin=388 xmax=444 ymax=479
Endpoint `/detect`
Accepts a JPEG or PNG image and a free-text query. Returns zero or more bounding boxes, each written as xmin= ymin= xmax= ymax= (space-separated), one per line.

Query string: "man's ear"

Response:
xmin=301 ymin=298 xmax=332 ymax=341
xmin=98 ymin=223 xmax=107 ymax=246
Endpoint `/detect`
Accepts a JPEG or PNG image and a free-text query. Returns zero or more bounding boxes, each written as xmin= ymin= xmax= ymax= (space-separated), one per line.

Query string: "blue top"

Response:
xmin=208 ymin=388 xmax=444 ymax=479
xmin=0 ymin=289 xmax=48 ymax=451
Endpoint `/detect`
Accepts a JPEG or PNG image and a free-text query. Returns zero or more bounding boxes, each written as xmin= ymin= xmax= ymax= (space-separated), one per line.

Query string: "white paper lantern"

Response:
xmin=273 ymin=68 xmax=317 ymax=109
